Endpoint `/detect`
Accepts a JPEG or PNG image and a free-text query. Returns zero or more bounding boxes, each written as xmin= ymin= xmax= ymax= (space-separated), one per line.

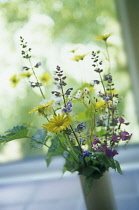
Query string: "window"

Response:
xmin=0 ymin=0 xmax=138 ymax=163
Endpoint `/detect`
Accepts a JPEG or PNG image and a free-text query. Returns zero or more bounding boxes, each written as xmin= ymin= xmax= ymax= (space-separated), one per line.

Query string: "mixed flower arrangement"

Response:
xmin=0 ymin=34 xmax=132 ymax=194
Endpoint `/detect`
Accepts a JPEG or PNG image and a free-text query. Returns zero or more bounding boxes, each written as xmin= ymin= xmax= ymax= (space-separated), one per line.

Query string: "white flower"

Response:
xmin=84 ymin=87 xmax=90 ymax=94
xmin=52 ymin=96 xmax=63 ymax=108
xmin=100 ymin=114 xmax=107 ymax=120
xmin=113 ymin=98 xmax=118 ymax=105
xmin=40 ymin=99 xmax=49 ymax=105
xmin=92 ymin=144 xmax=98 ymax=150
xmin=75 ymin=90 xmax=82 ymax=98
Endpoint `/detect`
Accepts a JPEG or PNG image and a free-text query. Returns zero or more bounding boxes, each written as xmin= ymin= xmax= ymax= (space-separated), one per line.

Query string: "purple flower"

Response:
xmin=105 ymin=148 xmax=118 ymax=158
xmin=77 ymin=122 xmax=86 ymax=131
xmin=51 ymin=91 xmax=61 ymax=97
xmin=103 ymin=73 xmax=112 ymax=81
xmin=96 ymin=119 xmax=104 ymax=126
xmin=29 ymin=81 xmax=42 ymax=88
xmin=108 ymin=134 xmax=120 ymax=143
xmin=65 ymin=88 xmax=73 ymax=96
xmin=35 ymin=62 xmax=42 ymax=68
xmin=103 ymin=95 xmax=112 ymax=101
xmin=94 ymin=68 xmax=103 ymax=73
xmin=92 ymin=135 xmax=100 ymax=144
xmin=91 ymin=80 xmax=100 ymax=86
xmin=118 ymin=117 xmax=129 ymax=126
xmin=62 ymin=101 xmax=72 ymax=113
xmin=80 ymin=138 xmax=86 ymax=143
xmin=82 ymin=150 xmax=92 ymax=157
xmin=120 ymin=131 xmax=132 ymax=141
xmin=119 ymin=117 xmax=125 ymax=124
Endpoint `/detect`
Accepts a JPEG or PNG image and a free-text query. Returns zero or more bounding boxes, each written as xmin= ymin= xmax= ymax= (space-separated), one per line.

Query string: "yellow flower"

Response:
xmin=9 ymin=74 xmax=20 ymax=87
xmin=20 ymin=72 xmax=32 ymax=78
xmin=39 ymin=73 xmax=51 ymax=85
xmin=95 ymin=101 xmax=106 ymax=109
xmin=69 ymin=48 xmax=78 ymax=53
xmin=42 ymin=113 xmax=71 ymax=133
xmin=95 ymin=33 xmax=111 ymax=41
xmin=72 ymin=54 xmax=87 ymax=62
xmin=29 ymin=100 xmax=54 ymax=115
xmin=107 ymin=89 xmax=118 ymax=95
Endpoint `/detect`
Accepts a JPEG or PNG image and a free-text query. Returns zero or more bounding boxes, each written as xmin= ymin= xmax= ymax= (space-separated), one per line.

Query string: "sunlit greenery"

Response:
xmin=0 ymin=0 xmax=138 ymax=162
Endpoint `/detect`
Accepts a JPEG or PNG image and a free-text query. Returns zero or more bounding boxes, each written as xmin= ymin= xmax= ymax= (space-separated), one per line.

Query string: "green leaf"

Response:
xmin=115 ymin=160 xmax=123 ymax=175
xmin=82 ymin=167 xmax=93 ymax=176
xmin=0 ymin=125 xmax=29 ymax=143
xmin=83 ymin=176 xmax=93 ymax=196
xmin=46 ymin=136 xmax=67 ymax=167
xmin=104 ymin=157 xmax=116 ymax=169
xmin=64 ymin=154 xmax=79 ymax=173
xmin=30 ymin=129 xmax=47 ymax=149
xmin=46 ymin=136 xmax=58 ymax=166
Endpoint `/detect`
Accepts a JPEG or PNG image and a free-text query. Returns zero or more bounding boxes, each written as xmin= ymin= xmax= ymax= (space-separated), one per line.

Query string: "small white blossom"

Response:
xmin=92 ymin=144 xmax=98 ymax=150
xmin=75 ymin=90 xmax=82 ymax=98
xmin=100 ymin=114 xmax=107 ymax=120
xmin=84 ymin=87 xmax=90 ymax=94
xmin=113 ymin=98 xmax=118 ymax=105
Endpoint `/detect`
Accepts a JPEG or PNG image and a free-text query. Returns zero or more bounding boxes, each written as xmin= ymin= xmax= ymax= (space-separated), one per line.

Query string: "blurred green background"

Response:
xmin=0 ymin=0 xmax=138 ymax=162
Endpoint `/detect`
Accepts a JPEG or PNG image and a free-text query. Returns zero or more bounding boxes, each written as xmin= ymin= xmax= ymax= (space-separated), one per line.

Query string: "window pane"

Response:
xmin=0 ymin=0 xmax=138 ymax=162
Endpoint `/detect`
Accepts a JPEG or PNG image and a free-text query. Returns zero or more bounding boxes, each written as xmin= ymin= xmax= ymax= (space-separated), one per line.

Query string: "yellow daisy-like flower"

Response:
xmin=42 ymin=113 xmax=71 ymax=133
xmin=95 ymin=101 xmax=106 ymax=109
xmin=20 ymin=72 xmax=32 ymax=78
xmin=39 ymin=73 xmax=51 ymax=85
xmin=9 ymin=74 xmax=20 ymax=87
xmin=95 ymin=33 xmax=111 ymax=41
xmin=72 ymin=54 xmax=87 ymax=62
xmin=29 ymin=100 xmax=54 ymax=115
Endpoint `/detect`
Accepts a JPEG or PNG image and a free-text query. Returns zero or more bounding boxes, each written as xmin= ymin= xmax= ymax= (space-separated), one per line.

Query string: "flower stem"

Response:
xmin=105 ymin=41 xmax=111 ymax=73
xmin=29 ymin=58 xmax=46 ymax=99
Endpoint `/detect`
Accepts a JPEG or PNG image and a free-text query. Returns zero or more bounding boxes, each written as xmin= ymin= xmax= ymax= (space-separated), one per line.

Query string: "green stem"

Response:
xmin=59 ymin=76 xmax=82 ymax=154
xmin=99 ymin=72 xmax=106 ymax=94
xmin=29 ymin=59 xmax=46 ymax=99
xmin=105 ymin=41 xmax=111 ymax=73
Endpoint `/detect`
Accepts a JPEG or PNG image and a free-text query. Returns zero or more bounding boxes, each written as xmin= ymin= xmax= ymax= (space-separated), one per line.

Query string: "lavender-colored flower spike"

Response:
xmin=62 ymin=101 xmax=72 ymax=113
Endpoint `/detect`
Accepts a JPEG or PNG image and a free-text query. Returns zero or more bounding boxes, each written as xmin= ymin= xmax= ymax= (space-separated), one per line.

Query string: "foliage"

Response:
xmin=0 ymin=0 xmax=117 ymax=42
xmin=0 ymin=34 xmax=132 ymax=194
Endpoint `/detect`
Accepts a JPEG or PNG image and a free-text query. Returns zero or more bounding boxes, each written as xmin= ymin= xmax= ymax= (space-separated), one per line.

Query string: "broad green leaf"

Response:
xmin=115 ymin=160 xmax=123 ymax=175
xmin=30 ymin=129 xmax=47 ymax=149
xmin=0 ymin=125 xmax=29 ymax=143
xmin=83 ymin=176 xmax=93 ymax=196
xmin=46 ymin=136 xmax=58 ymax=166
xmin=46 ymin=136 xmax=67 ymax=166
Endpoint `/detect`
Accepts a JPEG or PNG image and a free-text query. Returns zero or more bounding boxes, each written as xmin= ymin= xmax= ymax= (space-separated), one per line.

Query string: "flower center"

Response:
xmin=55 ymin=121 xmax=63 ymax=127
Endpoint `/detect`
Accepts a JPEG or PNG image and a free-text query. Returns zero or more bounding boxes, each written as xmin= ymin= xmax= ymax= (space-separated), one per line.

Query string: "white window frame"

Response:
xmin=115 ymin=0 xmax=139 ymax=120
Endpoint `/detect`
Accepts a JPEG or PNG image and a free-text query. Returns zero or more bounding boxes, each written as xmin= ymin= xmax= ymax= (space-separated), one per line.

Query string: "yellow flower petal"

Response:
xmin=95 ymin=33 xmax=112 ymax=41
xmin=95 ymin=101 xmax=106 ymax=109
xmin=72 ymin=54 xmax=87 ymax=62
xmin=29 ymin=100 xmax=54 ymax=115
xmin=9 ymin=74 xmax=20 ymax=87
xmin=42 ymin=113 xmax=71 ymax=133
xmin=39 ymin=73 xmax=51 ymax=85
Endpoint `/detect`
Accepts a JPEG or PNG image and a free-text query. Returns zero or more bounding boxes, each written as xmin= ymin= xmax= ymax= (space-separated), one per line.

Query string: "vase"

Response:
xmin=79 ymin=171 xmax=117 ymax=210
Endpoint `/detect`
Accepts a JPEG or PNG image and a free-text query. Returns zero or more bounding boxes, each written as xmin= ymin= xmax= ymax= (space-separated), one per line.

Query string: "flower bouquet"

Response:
xmin=0 ymin=34 xmax=132 ymax=199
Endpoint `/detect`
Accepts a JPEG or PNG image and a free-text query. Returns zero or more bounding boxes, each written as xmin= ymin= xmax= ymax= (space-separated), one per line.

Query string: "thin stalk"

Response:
xmin=59 ymin=77 xmax=83 ymax=154
xmin=105 ymin=41 xmax=111 ymax=73
xmin=99 ymin=72 xmax=106 ymax=94
xmin=29 ymin=58 xmax=46 ymax=99
xmin=64 ymin=134 xmax=79 ymax=163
